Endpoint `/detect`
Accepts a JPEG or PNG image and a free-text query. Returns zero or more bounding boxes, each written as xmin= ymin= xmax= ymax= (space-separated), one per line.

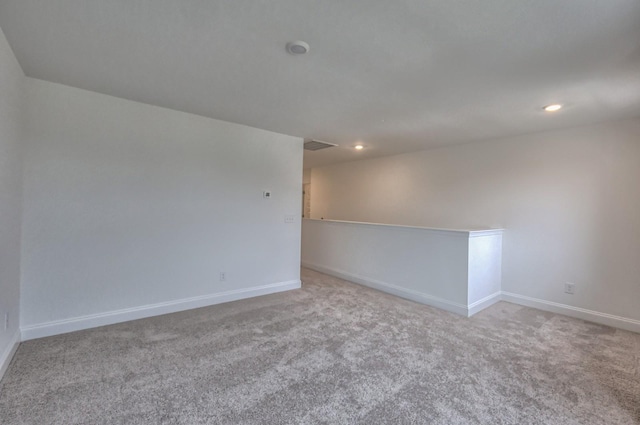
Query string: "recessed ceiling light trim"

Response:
xmin=543 ymin=104 xmax=563 ymax=112
xmin=286 ymin=41 xmax=310 ymax=55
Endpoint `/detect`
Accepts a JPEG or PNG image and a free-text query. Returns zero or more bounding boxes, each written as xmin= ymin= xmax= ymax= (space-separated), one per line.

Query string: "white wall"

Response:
xmin=20 ymin=78 xmax=303 ymax=336
xmin=309 ymin=118 xmax=640 ymax=323
xmin=303 ymin=168 xmax=311 ymax=184
xmin=0 ymin=25 xmax=24 ymax=377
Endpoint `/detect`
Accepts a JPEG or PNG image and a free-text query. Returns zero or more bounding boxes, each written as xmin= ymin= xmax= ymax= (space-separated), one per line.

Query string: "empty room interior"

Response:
xmin=1 ymin=1 xmax=639 ymax=424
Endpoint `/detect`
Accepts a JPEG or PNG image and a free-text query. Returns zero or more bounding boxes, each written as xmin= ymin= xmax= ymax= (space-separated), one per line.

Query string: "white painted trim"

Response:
xmin=21 ymin=280 xmax=301 ymax=341
xmin=0 ymin=330 xmax=21 ymax=382
xmin=467 ymin=292 xmax=502 ymax=317
xmin=302 ymin=261 xmax=468 ymax=316
xmin=468 ymin=229 xmax=504 ymax=238
xmin=501 ymin=292 xmax=640 ymax=334
xmin=303 ymin=218 xmax=502 ymax=236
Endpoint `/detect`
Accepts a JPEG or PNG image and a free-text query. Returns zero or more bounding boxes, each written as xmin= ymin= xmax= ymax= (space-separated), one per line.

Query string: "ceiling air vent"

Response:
xmin=304 ymin=139 xmax=338 ymax=151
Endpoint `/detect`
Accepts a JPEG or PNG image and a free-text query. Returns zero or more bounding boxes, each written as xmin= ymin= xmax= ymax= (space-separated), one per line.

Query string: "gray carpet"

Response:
xmin=1 ymin=268 xmax=639 ymax=424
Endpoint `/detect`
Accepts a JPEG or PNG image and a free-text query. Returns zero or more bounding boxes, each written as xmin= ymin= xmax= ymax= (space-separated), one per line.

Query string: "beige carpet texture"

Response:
xmin=1 ymin=268 xmax=639 ymax=424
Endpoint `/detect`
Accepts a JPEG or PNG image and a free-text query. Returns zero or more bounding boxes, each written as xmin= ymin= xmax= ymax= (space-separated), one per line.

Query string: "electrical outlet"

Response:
xmin=263 ymin=191 xmax=271 ymax=199
xmin=219 ymin=272 xmax=226 ymax=282
xmin=284 ymin=214 xmax=296 ymax=223
xmin=564 ymin=282 xmax=575 ymax=295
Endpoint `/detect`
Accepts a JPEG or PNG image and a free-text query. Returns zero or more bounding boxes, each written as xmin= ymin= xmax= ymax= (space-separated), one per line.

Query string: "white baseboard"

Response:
xmin=15 ymin=270 xmax=638 ymax=344
xmin=501 ymin=292 xmax=640 ymax=334
xmin=301 ymin=263 xmax=640 ymax=332
xmin=302 ymin=261 xmax=469 ymax=316
xmin=0 ymin=330 xmax=20 ymax=382
xmin=21 ymin=280 xmax=301 ymax=341
xmin=468 ymin=292 xmax=502 ymax=317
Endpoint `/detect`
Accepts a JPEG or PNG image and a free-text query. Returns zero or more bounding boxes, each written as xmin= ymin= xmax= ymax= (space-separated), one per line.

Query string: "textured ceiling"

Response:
xmin=1 ymin=0 xmax=640 ymax=167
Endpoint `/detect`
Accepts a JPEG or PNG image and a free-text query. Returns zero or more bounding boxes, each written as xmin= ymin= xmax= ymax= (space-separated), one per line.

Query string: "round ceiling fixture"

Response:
xmin=355 ymin=144 xmax=364 ymax=150
xmin=543 ymin=104 xmax=563 ymax=112
xmin=286 ymin=41 xmax=310 ymax=55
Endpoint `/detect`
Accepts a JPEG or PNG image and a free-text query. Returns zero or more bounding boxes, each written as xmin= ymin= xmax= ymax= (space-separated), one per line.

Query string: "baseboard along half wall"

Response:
xmin=0 ymin=330 xmax=21 ymax=382
xmin=468 ymin=292 xmax=502 ymax=317
xmin=20 ymin=280 xmax=301 ymax=341
xmin=303 ymin=263 xmax=640 ymax=333
xmin=302 ymin=261 xmax=470 ymax=316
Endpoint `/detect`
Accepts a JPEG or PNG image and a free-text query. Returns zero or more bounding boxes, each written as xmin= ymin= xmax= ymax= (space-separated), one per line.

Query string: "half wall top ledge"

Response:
xmin=305 ymin=218 xmax=504 ymax=236
xmin=301 ymin=218 xmax=503 ymax=317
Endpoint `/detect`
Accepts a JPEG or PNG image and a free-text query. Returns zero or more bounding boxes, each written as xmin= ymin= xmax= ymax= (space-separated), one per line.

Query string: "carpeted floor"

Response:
xmin=1 ymin=268 xmax=639 ymax=424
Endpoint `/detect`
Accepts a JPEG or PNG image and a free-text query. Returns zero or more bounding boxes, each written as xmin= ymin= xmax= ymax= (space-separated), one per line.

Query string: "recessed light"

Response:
xmin=355 ymin=145 xmax=364 ymax=150
xmin=286 ymin=41 xmax=309 ymax=55
xmin=543 ymin=104 xmax=563 ymax=112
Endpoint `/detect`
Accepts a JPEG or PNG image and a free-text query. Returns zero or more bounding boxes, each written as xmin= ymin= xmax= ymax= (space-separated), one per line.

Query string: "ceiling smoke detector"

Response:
xmin=304 ymin=139 xmax=337 ymax=151
xmin=286 ymin=41 xmax=310 ymax=55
